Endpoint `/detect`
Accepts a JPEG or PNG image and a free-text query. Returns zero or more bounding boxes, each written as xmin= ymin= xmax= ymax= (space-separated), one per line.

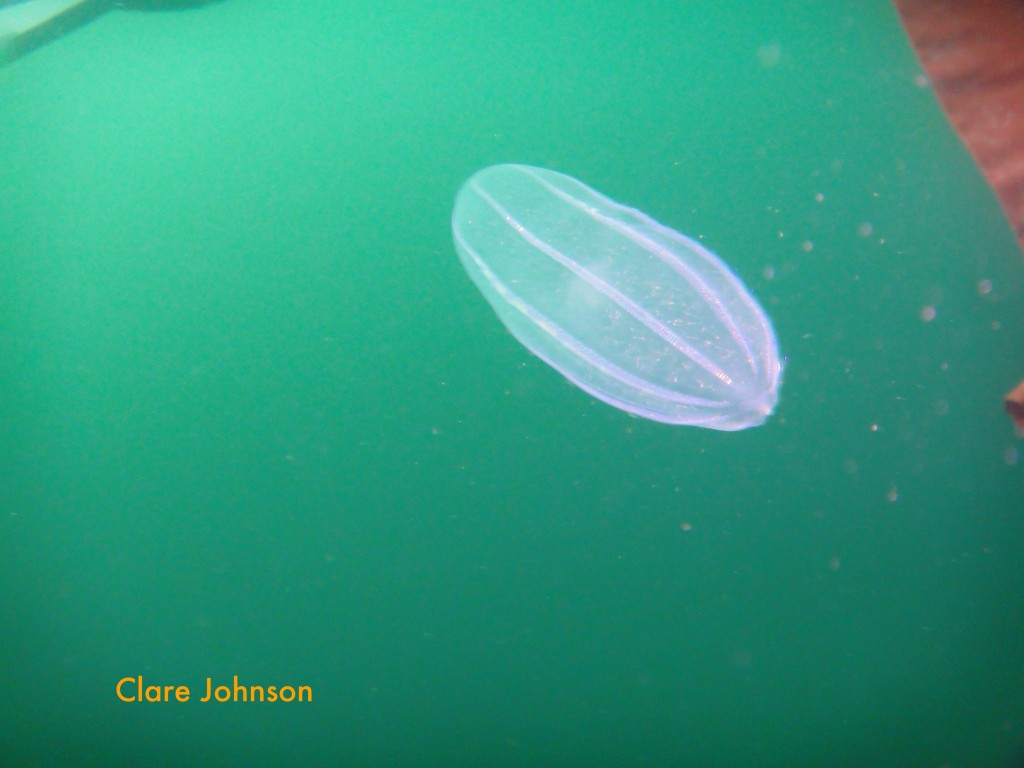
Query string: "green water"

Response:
xmin=2 ymin=1 xmax=1023 ymax=766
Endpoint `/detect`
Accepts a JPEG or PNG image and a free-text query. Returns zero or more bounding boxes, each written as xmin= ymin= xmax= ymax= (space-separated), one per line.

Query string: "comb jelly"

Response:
xmin=451 ymin=164 xmax=781 ymax=431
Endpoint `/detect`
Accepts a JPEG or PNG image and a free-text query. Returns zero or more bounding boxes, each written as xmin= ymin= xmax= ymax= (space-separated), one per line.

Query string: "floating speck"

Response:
xmin=757 ymin=43 xmax=782 ymax=68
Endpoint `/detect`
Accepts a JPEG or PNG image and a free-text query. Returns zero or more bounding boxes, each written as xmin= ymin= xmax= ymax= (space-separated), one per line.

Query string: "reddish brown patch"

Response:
xmin=1005 ymin=379 xmax=1024 ymax=430
xmin=893 ymin=0 xmax=1024 ymax=250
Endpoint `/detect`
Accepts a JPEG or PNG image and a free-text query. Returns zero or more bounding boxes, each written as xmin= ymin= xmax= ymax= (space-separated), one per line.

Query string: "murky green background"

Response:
xmin=2 ymin=1 xmax=1023 ymax=765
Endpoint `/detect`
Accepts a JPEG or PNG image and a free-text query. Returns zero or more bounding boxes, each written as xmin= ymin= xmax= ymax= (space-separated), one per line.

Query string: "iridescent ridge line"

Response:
xmin=518 ymin=165 xmax=770 ymax=381
xmin=470 ymin=177 xmax=736 ymax=390
xmin=646 ymin=216 xmax=780 ymax=381
xmin=527 ymin=345 xmax=743 ymax=427
xmin=452 ymin=223 xmax=732 ymax=411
